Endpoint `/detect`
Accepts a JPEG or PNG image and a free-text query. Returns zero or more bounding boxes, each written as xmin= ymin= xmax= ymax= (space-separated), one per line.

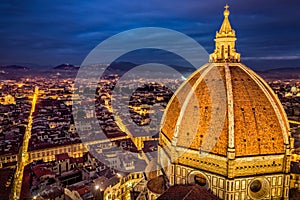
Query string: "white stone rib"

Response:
xmin=238 ymin=63 xmax=290 ymax=145
xmin=224 ymin=64 xmax=235 ymax=149
xmin=250 ymin=69 xmax=290 ymax=136
xmin=160 ymin=63 xmax=210 ymax=132
xmin=172 ymin=63 xmax=215 ymax=145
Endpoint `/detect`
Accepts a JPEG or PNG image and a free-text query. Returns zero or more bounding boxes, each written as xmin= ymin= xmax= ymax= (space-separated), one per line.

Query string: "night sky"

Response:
xmin=0 ymin=0 xmax=299 ymax=70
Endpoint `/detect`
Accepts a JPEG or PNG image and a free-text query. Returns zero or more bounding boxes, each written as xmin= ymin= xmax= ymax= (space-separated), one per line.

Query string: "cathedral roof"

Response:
xmin=160 ymin=5 xmax=290 ymax=158
xmin=147 ymin=175 xmax=167 ymax=194
xmin=157 ymin=185 xmax=219 ymax=200
xmin=160 ymin=63 xmax=290 ymax=157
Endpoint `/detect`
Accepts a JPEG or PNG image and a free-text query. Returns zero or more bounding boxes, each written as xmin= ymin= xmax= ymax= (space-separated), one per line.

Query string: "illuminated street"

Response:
xmin=10 ymin=86 xmax=39 ymax=200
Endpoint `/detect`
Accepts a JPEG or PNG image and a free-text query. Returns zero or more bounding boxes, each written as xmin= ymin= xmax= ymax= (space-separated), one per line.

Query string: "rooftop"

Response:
xmin=157 ymin=184 xmax=219 ymax=200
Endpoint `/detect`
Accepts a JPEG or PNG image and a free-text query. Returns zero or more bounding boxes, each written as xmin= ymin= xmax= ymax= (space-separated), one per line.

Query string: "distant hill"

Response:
xmin=0 ymin=65 xmax=32 ymax=79
xmin=50 ymin=63 xmax=300 ymax=80
xmin=53 ymin=63 xmax=80 ymax=70
xmin=106 ymin=61 xmax=195 ymax=72
xmin=0 ymin=65 xmax=30 ymax=70
xmin=258 ymin=67 xmax=300 ymax=80
xmin=1 ymin=62 xmax=300 ymax=81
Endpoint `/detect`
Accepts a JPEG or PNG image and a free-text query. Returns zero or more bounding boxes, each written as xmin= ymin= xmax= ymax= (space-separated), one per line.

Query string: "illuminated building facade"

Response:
xmin=28 ymin=143 xmax=87 ymax=163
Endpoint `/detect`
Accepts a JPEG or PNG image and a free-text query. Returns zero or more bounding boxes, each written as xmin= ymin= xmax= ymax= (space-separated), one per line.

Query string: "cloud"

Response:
xmin=0 ymin=0 xmax=299 ymax=69
xmin=243 ymin=55 xmax=300 ymax=61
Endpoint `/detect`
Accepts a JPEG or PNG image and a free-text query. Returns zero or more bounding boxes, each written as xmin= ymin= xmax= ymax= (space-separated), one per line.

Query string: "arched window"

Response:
xmin=194 ymin=174 xmax=207 ymax=186
xmin=250 ymin=180 xmax=262 ymax=193
xmin=221 ymin=45 xmax=224 ymax=58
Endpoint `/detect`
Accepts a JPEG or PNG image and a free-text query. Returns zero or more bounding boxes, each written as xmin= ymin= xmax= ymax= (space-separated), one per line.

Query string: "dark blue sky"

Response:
xmin=0 ymin=0 xmax=299 ymax=70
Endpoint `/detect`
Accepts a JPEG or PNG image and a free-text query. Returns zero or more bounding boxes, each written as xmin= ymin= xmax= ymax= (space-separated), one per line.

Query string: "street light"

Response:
xmin=95 ymin=185 xmax=100 ymax=190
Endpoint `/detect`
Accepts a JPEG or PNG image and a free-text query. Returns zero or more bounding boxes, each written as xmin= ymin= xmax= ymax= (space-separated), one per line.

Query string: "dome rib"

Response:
xmin=172 ymin=64 xmax=216 ymax=146
xmin=224 ymin=64 xmax=235 ymax=150
xmin=160 ymin=63 xmax=211 ymax=142
xmin=237 ymin=63 xmax=289 ymax=145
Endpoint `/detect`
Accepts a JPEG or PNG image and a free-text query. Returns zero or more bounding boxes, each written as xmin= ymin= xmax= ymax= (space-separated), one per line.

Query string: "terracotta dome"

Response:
xmin=159 ymin=4 xmax=290 ymax=158
xmin=157 ymin=5 xmax=293 ymax=200
xmin=160 ymin=62 xmax=290 ymax=157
